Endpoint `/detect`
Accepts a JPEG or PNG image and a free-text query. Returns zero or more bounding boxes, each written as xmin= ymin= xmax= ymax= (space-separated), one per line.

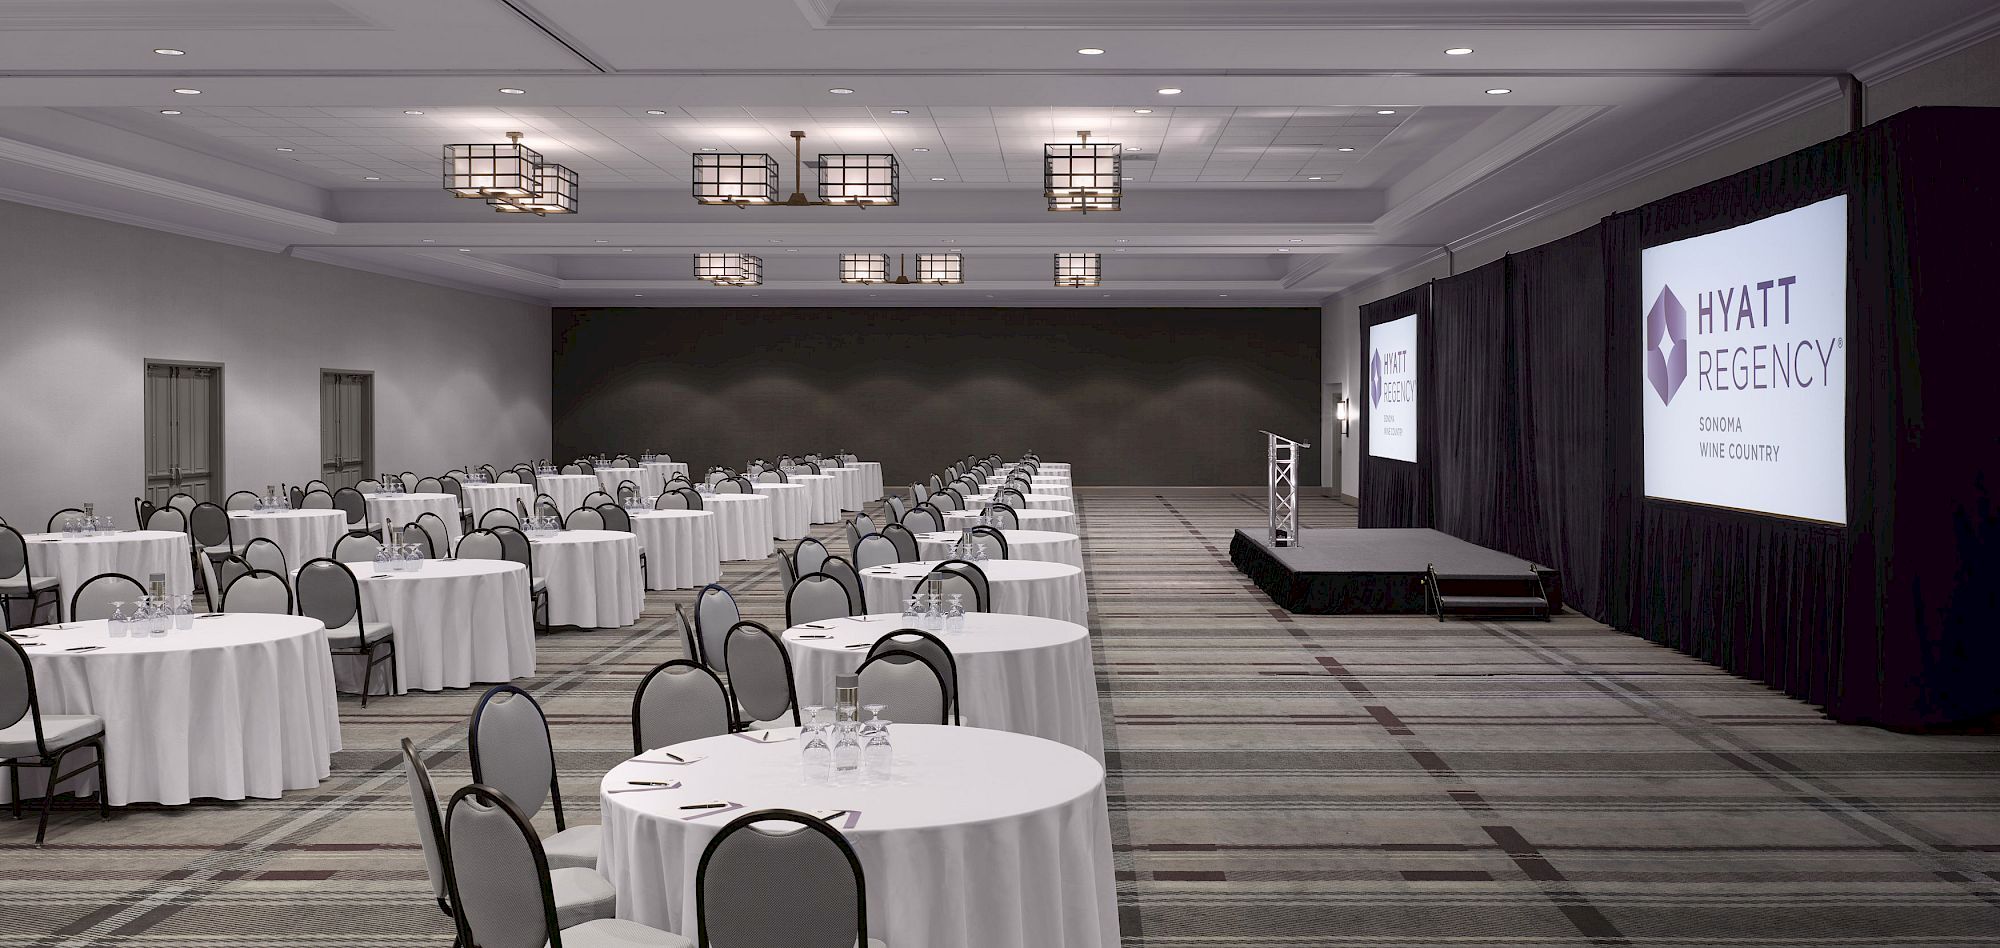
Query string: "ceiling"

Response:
xmin=0 ymin=0 xmax=1994 ymax=307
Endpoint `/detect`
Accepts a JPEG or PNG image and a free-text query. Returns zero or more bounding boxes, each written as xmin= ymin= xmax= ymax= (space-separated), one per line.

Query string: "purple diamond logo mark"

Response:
xmin=1645 ymin=286 xmax=1688 ymax=405
xmin=1369 ymin=348 xmax=1384 ymax=408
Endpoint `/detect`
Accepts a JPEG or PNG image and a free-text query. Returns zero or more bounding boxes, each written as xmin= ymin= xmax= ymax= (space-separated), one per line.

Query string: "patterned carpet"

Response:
xmin=2 ymin=488 xmax=1997 ymax=947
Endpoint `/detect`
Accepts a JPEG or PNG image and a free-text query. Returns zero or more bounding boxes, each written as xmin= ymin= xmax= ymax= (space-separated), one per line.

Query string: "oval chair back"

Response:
xmin=632 ymin=660 xmax=732 ymax=755
xmin=70 ymin=572 xmax=145 ymax=622
xmin=901 ymin=506 xmax=943 ymax=534
xmin=720 ymin=621 xmax=799 ymax=729
xmin=332 ymin=488 xmax=366 ymax=527
xmin=695 ymin=810 xmax=868 ymax=948
xmin=786 ymin=573 xmax=855 ymax=627
xmin=852 ymin=533 xmax=899 ymax=570
xmin=333 ymin=530 xmax=381 ymax=563
xmin=300 ymin=489 xmax=335 ymax=509
xmin=441 ymin=785 xmax=559 ymax=948
xmin=144 ymin=506 xmax=187 ymax=533
xmin=967 ymin=525 xmax=1010 ymax=558
xmin=793 ymin=537 xmax=828 ymax=577
xmin=866 ymin=629 xmax=959 ymax=715
xmin=655 ymin=490 xmax=690 ymax=510
xmin=878 ymin=523 xmax=918 ymax=562
xmin=456 ymin=529 xmax=505 ymax=561
xmin=188 ymin=501 xmax=232 ymax=552
xmin=856 ymin=648 xmax=951 ymax=725
xmin=399 ymin=738 xmax=451 ymax=911
xmin=467 ymin=684 xmax=562 ymax=825
xmin=987 ymin=504 xmax=1020 ymax=530
xmin=479 ymin=507 xmax=522 ymax=531
xmin=564 ymin=507 xmax=605 ymax=531
xmin=222 ymin=491 xmax=258 ymax=512
xmin=818 ymin=555 xmax=865 ymax=615
xmin=220 ymin=568 xmax=292 ymax=615
xmin=692 ymin=584 xmax=739 ymax=669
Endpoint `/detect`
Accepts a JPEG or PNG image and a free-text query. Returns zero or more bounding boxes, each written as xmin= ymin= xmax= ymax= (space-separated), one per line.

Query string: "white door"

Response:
xmin=143 ymin=362 xmax=222 ymax=505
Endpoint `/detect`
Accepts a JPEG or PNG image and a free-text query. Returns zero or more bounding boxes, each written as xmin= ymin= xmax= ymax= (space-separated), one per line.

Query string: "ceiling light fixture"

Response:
xmin=693 ymin=131 xmax=897 ymax=207
xmin=1485 ymin=88 xmax=1512 ymax=95
xmin=912 ymin=147 xmax=929 ymax=152
xmin=1077 ymin=47 xmax=1105 ymax=55
xmin=1338 ymin=147 xmax=1355 ymax=152
xmin=1289 ymin=238 xmax=1304 ymax=242
xmin=499 ymin=88 xmax=526 ymax=95
xmin=154 ymin=48 xmax=185 ymax=56
xmin=1046 ymin=130 xmax=1121 ymax=213
xmin=646 ymin=109 xmax=667 ymax=115
xmin=1133 ymin=108 xmax=1153 ymax=114
xmin=363 ymin=176 xmax=381 ymax=180
xmin=1445 ymin=47 xmax=1474 ymax=55
xmin=930 ymin=176 xmax=946 ymax=181
xmin=1307 ymin=176 xmax=1323 ymax=180
xmin=173 ymin=88 xmax=201 ymax=95
xmin=1055 ymin=252 xmax=1102 ymax=287
xmin=159 ymin=110 xmax=181 ymax=115
xmin=889 ymin=109 xmax=910 ymax=115
xmin=444 ymin=131 xmax=580 ymax=216
xmin=276 ymin=147 xmax=293 ymax=152
xmin=828 ymin=88 xmax=855 ymax=95
xmin=1376 ymin=109 xmax=1397 ymax=114
xmin=1157 ymin=88 xmax=1182 ymax=95
xmin=839 ymin=253 xmax=891 ymax=284
xmin=694 ymin=253 xmax=762 ymax=286
xmin=404 ymin=110 xmax=425 ymax=115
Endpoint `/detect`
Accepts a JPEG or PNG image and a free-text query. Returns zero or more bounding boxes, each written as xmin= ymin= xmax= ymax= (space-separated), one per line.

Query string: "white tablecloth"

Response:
xmin=530 ymin=530 xmax=644 ymax=628
xmin=23 ymin=531 xmax=194 ymax=622
xmin=595 ymin=467 xmax=646 ymax=495
xmin=701 ymin=493 xmax=772 ymax=561
xmin=228 ymin=509 xmax=346 ymax=567
xmin=782 ymin=613 xmax=1104 ymax=760
xmin=943 ymin=508 xmax=1077 ymax=536
xmin=337 ymin=558 xmax=536 ymax=694
xmin=641 ymin=462 xmax=689 ymax=496
xmin=598 ymin=726 xmax=1119 ymax=948
xmin=916 ymin=529 xmax=1084 ymax=572
xmin=987 ymin=474 xmax=1071 ymax=487
xmin=788 ymin=474 xmax=841 ymax=523
xmin=853 ymin=461 xmax=885 ymax=501
xmin=364 ymin=493 xmax=464 ymax=543
xmin=985 ymin=478 xmax=1072 ymax=496
xmin=628 ymin=510 xmax=722 ymax=591
xmin=6 ymin=614 xmax=340 ymax=806
xmin=966 ymin=492 xmax=1074 ymax=514
xmin=537 ymin=474 xmax=601 ymax=516
xmin=1036 ymin=463 xmax=1071 ymax=475
xmin=461 ymin=482 xmax=536 ymax=524
xmin=751 ymin=482 xmax=810 ymax=540
xmin=861 ymin=559 xmax=1088 ymax=626
xmin=823 ymin=466 xmax=867 ymax=512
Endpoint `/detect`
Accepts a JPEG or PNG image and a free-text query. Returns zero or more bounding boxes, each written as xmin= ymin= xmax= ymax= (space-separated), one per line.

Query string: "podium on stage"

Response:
xmin=1262 ymin=430 xmax=1308 ymax=547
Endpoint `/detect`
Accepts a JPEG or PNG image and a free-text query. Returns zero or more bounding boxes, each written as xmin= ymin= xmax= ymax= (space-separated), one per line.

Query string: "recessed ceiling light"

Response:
xmin=786 ymin=248 xmax=797 ymax=252
xmin=1486 ymin=88 xmax=1512 ymax=95
xmin=363 ymin=176 xmax=381 ymax=180
xmin=622 ymin=248 xmax=634 ymax=252
xmin=173 ymin=88 xmax=201 ymax=95
xmin=912 ymin=147 xmax=929 ymax=152
xmin=768 ymin=239 xmax=782 ymax=243
xmin=1218 ymin=294 xmax=1229 ymax=297
xmin=1376 ymin=109 xmax=1396 ymax=114
xmin=889 ymin=109 xmax=909 ymax=115
xmin=1115 ymin=239 xmax=1127 ymax=242
xmin=1307 ymin=176 xmax=1323 ymax=180
xmin=458 ymin=248 xmax=471 ymax=252
xmin=594 ymin=239 xmax=608 ymax=243
xmin=1157 ymin=88 xmax=1183 ymax=95
xmin=1077 ymin=47 xmax=1106 ymax=55
xmin=942 ymin=239 xmax=955 ymax=243
xmin=828 ymin=88 xmax=855 ymax=94
xmin=422 ymin=239 xmax=435 ymax=243
xmin=275 ymin=147 xmax=293 ymax=152
xmin=633 ymin=294 xmax=644 ymax=297
xmin=499 ymin=87 xmax=526 ymax=95
xmin=403 ymin=110 xmax=424 ymax=115
xmin=700 ymin=147 xmax=716 ymax=152
xmin=645 ymin=109 xmax=666 ymax=115
xmin=931 ymin=177 xmax=946 ymax=181
xmin=154 ymin=48 xmax=185 ymax=56
xmin=1289 ymin=238 xmax=1304 ymax=242
xmin=1115 ymin=248 xmax=1127 ymax=252
xmin=1445 ymin=47 xmax=1474 ymax=55
xmin=1122 ymin=176 xmax=1133 ymax=180
xmin=159 ymin=109 xmax=181 ymax=115
xmin=1338 ymin=147 xmax=1355 ymax=152
xmin=1133 ymin=108 xmax=1153 ymax=114
xmin=1279 ymin=248 xmax=1290 ymax=252
xmin=1125 ymin=146 xmax=1140 ymax=152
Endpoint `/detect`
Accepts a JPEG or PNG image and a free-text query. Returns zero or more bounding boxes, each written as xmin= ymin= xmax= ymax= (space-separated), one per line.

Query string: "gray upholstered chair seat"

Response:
xmin=545 ymin=917 xmax=694 ymax=948
xmin=532 ymin=577 xmax=549 ymax=594
xmin=549 ymin=867 xmax=619 ymax=930
xmin=0 ymin=573 xmax=59 ymax=594
xmin=0 ymin=713 xmax=103 ymax=758
xmin=325 ymin=618 xmax=394 ymax=650
xmin=741 ymin=716 xmax=793 ymax=731
xmin=543 ymin=823 xmax=602 ymax=870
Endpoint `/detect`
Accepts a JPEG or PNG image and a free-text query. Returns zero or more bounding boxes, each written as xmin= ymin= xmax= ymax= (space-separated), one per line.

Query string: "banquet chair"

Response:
xmin=856 ymin=649 xmax=955 ymax=726
xmin=287 ymin=486 xmax=305 ymax=510
xmin=819 ymin=556 xmax=865 ymax=612
xmin=300 ymin=489 xmax=335 ymax=510
xmin=242 ymin=537 xmax=288 ymax=576
xmin=986 ymin=504 xmax=1021 ymax=530
xmin=514 ymin=497 xmax=533 ymax=519
xmin=333 ymin=531 xmax=381 ymax=563
xmin=68 ymin=572 xmax=145 ymax=622
xmin=865 ymin=628 xmax=959 ymax=698
xmin=144 ymin=506 xmax=187 ymax=534
xmin=967 ymin=525 xmax=1010 ymax=559
xmin=654 ymin=490 xmax=691 ymax=511
xmin=414 ymin=513 xmax=451 ymax=560
xmin=885 ymin=495 xmax=907 ymax=523
xmin=956 ymin=476 xmax=982 ymax=495
xmin=793 ymin=537 xmax=829 ymax=578
xmin=692 ymin=584 xmax=739 ymax=670
xmin=468 ymin=685 xmax=601 ymax=871
xmin=853 ymin=534 xmax=899 ymax=570
xmin=878 ymin=523 xmax=919 ymax=562
xmin=786 ymin=574 xmax=855 ymax=627
xmin=355 ymin=479 xmax=384 ymax=495
xmin=615 ymin=455 xmax=635 ymax=468
xmin=487 ymin=527 xmax=548 ymax=629
xmin=536 ymin=497 xmax=564 ymax=523
xmin=615 ymin=481 xmax=639 ymax=504
xmin=438 ymin=475 xmax=462 ymax=499
xmin=720 ymin=621 xmax=800 ymax=730
xmin=399 ymin=472 xmax=420 ymax=491
xmin=853 ymin=513 xmax=875 ymax=537
xmin=415 ymin=477 xmax=444 ymax=494
xmin=223 ymin=491 xmax=258 ymax=512
xmin=901 ymin=506 xmax=943 ymax=534
xmin=478 ymin=508 xmax=522 ymax=531
xmin=565 ymin=507 xmax=605 ymax=531
xmin=695 ymin=810 xmax=883 ymax=948
xmin=776 ymin=552 xmax=798 ymax=595
xmin=134 ymin=498 xmax=156 ymax=528
xmin=396 ymin=523 xmax=435 ymax=559
xmin=995 ymin=489 xmax=1027 ymax=511
xmin=0 ymin=633 xmax=110 ymax=845
xmin=443 ymin=784 xmax=687 ymax=948
xmin=456 ymin=529 xmax=504 ymax=562
xmin=713 ymin=478 xmax=743 ymax=494
xmin=220 ymin=569 xmax=292 ymax=615
xmin=513 ymin=466 xmax=536 ymax=484
xmin=496 ymin=470 xmax=522 ymax=484
xmin=843 ymin=521 xmax=862 ymax=560
xmin=188 ymin=502 xmax=236 ymax=560
xmin=582 ymin=491 xmax=613 ymax=509
xmin=756 ymin=469 xmax=785 ymax=484
xmin=926 ymin=560 xmax=989 ymax=612
xmin=927 ymin=474 xmax=943 ymax=493
xmin=166 ymin=493 xmax=197 ymax=517
xmin=631 ymin=660 xmax=733 ymax=755
xmin=332 ymin=488 xmax=367 ymax=529
xmin=799 ymin=460 xmax=821 ymax=475
xmin=595 ymin=503 xmax=631 ymax=533
xmin=909 ymin=483 xmax=928 ymax=504
xmin=43 ymin=508 xmax=85 ymax=534
xmin=575 ymin=460 xmax=595 ymax=476
xmin=930 ymin=490 xmax=962 ymax=512
xmin=561 ymin=463 xmax=582 ymax=476
xmin=298 ymin=557 xmax=397 ymax=705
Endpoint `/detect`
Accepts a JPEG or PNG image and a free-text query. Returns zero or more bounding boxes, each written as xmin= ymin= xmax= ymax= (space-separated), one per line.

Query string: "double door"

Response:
xmin=143 ymin=362 xmax=222 ymax=506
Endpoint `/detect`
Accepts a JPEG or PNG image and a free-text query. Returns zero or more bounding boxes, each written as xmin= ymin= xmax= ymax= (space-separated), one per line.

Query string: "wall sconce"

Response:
xmin=1335 ymin=397 xmax=1351 ymax=435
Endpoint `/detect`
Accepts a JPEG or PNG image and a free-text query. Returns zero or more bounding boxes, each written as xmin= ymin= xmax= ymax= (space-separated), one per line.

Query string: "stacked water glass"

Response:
xmin=802 ymin=697 xmax=894 ymax=786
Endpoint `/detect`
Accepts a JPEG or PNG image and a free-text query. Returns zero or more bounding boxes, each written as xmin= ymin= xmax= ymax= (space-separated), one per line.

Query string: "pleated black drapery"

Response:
xmin=1428 ymin=260 xmax=1523 ymax=553
xmin=1358 ymin=284 xmax=1433 ymax=529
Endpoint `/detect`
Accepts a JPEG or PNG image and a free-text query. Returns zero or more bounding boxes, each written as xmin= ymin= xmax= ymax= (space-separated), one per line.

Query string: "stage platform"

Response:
xmin=1230 ymin=527 xmax=1564 ymax=615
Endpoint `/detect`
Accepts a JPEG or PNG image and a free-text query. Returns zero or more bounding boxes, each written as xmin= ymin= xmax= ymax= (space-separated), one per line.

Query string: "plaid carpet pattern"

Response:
xmin=2 ymin=488 xmax=1996 ymax=947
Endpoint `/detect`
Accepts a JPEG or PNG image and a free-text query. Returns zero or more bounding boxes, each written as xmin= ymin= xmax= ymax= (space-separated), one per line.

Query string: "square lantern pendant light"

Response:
xmin=693 ymin=152 xmax=781 ymax=205
xmin=916 ymin=252 xmax=964 ymax=285
xmin=694 ymin=253 xmax=763 ymax=286
xmin=1045 ymin=131 xmax=1122 ymax=213
xmin=839 ymin=253 xmax=891 ymax=284
xmin=1055 ymin=252 xmax=1102 ymax=287
xmin=444 ymin=131 xmax=542 ymax=200
xmin=490 ymin=161 xmax=579 ymax=215
xmin=819 ymin=153 xmax=899 ymax=206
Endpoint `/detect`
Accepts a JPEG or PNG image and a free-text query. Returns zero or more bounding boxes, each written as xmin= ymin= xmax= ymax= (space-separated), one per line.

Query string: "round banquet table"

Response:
xmin=461 ymin=482 xmax=535 ymax=523
xmin=3 ymin=614 xmax=339 ymax=807
xmin=781 ymin=613 xmax=1104 ymax=760
xmin=701 ymin=493 xmax=773 ymax=561
xmin=1035 ymin=463 xmax=1071 ymax=475
xmin=536 ymin=474 xmax=601 ymax=516
xmin=861 ymin=559 xmax=1088 ymax=626
xmin=965 ymin=492 xmax=1075 ymax=514
xmin=985 ymin=478 xmax=1072 ymax=496
xmin=597 ymin=726 xmax=1119 ymax=948
xmin=855 ymin=460 xmax=885 ymax=501
xmin=229 ymin=508 xmax=346 ymax=567
xmin=640 ymin=461 xmax=689 ymax=496
xmin=22 ymin=530 xmax=194 ymax=621
xmin=594 ymin=466 xmax=645 ymax=495
xmin=915 ymin=529 xmax=1084 ymax=571
xmin=822 ymin=465 xmax=868 ymax=512
xmin=628 ymin=510 xmax=722 ymax=591
xmin=337 ymin=558 xmax=536 ymax=694
xmin=531 ymin=530 xmax=644 ymax=628
xmin=788 ymin=473 xmax=841 ymax=523
xmin=364 ymin=492 xmax=464 ymax=543
xmin=943 ymin=507 xmax=1076 ymax=535
xmin=750 ymin=482 xmax=810 ymax=540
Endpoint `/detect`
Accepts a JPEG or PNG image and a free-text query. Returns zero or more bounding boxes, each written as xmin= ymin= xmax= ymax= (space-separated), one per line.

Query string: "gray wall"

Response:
xmin=553 ymin=306 xmax=1319 ymax=487
xmin=0 ymin=199 xmax=552 ymax=529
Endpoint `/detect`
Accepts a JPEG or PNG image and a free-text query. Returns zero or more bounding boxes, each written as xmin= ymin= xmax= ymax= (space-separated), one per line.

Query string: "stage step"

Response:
xmin=1425 ymin=566 xmax=1552 ymax=622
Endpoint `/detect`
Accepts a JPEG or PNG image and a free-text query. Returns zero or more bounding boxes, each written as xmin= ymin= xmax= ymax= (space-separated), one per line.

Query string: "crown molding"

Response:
xmin=1374 ymin=105 xmax=1611 ymax=232
xmin=1852 ymin=4 xmax=2000 ymax=85
xmin=0 ymin=135 xmax=337 ymax=235
xmin=0 ymin=186 xmax=290 ymax=253
xmin=287 ymin=247 xmax=549 ymax=305
xmin=802 ymin=0 xmax=1803 ymax=31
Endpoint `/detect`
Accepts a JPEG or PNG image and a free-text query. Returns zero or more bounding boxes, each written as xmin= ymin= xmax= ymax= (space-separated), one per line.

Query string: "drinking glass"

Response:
xmin=902 ymin=596 xmax=921 ymax=625
xmin=926 ymin=592 xmax=944 ymax=633
xmin=173 ymin=594 xmax=195 ymax=631
xmin=107 ymin=601 xmax=129 ymax=638
xmin=861 ymin=705 xmax=893 ymax=782
xmin=946 ymin=594 xmax=966 ymax=633
xmin=800 ymin=706 xmax=831 ymax=785
xmin=831 ymin=721 xmax=863 ymax=785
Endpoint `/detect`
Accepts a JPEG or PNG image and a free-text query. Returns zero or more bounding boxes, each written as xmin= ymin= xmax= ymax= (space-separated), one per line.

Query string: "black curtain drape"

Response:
xmin=1429 ymin=260 xmax=1521 ymax=551
xmin=1358 ymin=284 xmax=1433 ymax=528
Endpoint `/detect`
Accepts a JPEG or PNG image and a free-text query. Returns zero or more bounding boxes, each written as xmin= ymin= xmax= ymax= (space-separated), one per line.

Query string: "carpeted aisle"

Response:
xmin=2 ymin=488 xmax=1997 ymax=947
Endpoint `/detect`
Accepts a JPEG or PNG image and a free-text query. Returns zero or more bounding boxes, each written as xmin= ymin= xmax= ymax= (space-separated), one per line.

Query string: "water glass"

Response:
xmin=946 ymin=594 xmax=966 ymax=633
xmin=173 ymin=594 xmax=195 ymax=631
xmin=107 ymin=601 xmax=129 ymax=638
xmin=800 ymin=706 xmax=831 ymax=785
xmin=861 ymin=705 xmax=893 ymax=782
xmin=831 ymin=722 xmax=863 ymax=785
xmin=902 ymin=596 xmax=922 ymax=625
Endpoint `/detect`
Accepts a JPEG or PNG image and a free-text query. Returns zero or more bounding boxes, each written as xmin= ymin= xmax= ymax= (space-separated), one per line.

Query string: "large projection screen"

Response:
xmin=1640 ymin=194 xmax=1847 ymax=524
xmin=1367 ymin=313 xmax=1419 ymax=462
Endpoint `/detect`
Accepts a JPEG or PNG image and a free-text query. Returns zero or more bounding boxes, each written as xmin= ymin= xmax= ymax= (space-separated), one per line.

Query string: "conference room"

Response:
xmin=1 ymin=3 xmax=1996 ymax=946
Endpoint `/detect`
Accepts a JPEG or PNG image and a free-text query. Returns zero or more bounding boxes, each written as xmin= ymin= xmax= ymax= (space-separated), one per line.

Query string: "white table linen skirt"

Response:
xmin=701 ymin=494 xmax=773 ymax=561
xmin=364 ymin=493 xmax=464 ymax=542
xmin=916 ymin=529 xmax=1084 ymax=571
xmin=229 ymin=509 xmax=346 ymax=567
xmin=640 ymin=462 xmax=689 ymax=496
xmin=628 ymin=510 xmax=722 ymax=591
xmin=788 ymin=474 xmax=841 ymax=523
xmin=987 ymin=481 xmax=1072 ymax=496
xmin=751 ymin=482 xmax=811 ymax=539
xmin=594 ymin=467 xmax=646 ymax=495
xmin=536 ymin=474 xmax=601 ymax=516
xmin=337 ymin=559 xmax=536 ymax=694
xmin=782 ymin=613 xmax=1104 ymax=760
xmin=861 ymin=559 xmax=1089 ymax=626
xmin=461 ymin=483 xmax=536 ymax=524
xmin=23 ymin=531 xmax=194 ymax=621
xmin=598 ymin=726 xmax=1119 ymax=948
xmin=532 ymin=530 xmax=644 ymax=628
xmin=7 ymin=615 xmax=340 ymax=806
xmin=944 ymin=508 xmax=1076 ymax=535
xmin=823 ymin=466 xmax=867 ymax=511
xmin=853 ymin=460 xmax=885 ymax=501
xmin=966 ymin=492 xmax=1075 ymax=514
